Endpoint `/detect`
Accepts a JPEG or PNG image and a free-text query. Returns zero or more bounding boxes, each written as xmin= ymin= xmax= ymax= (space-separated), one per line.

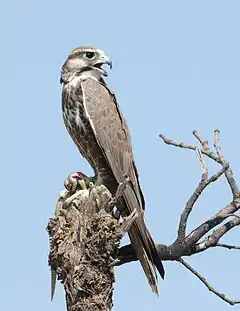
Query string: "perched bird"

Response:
xmin=61 ymin=46 xmax=164 ymax=294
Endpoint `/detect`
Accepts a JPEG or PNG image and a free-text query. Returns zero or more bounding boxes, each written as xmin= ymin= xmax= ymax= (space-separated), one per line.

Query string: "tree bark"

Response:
xmin=47 ymin=184 xmax=137 ymax=311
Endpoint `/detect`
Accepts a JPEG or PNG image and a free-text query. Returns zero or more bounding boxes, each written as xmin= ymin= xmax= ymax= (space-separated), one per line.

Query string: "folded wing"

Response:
xmin=81 ymin=78 xmax=164 ymax=293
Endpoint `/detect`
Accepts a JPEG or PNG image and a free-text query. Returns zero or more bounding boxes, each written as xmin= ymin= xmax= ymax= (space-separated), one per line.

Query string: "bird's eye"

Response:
xmin=85 ymin=52 xmax=96 ymax=60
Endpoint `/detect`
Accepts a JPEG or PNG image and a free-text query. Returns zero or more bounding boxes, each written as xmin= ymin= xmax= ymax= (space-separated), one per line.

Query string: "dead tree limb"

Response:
xmin=119 ymin=130 xmax=240 ymax=305
xmin=177 ymin=258 xmax=240 ymax=305
xmin=47 ymin=181 xmax=137 ymax=311
xmin=47 ymin=129 xmax=240 ymax=308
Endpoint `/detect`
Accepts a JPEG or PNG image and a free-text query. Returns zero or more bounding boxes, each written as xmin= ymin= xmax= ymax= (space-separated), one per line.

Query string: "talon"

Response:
xmin=107 ymin=177 xmax=130 ymax=211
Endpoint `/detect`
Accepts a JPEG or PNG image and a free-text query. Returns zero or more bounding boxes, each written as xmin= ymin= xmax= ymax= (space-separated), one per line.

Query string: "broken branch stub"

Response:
xmin=47 ymin=184 xmax=134 ymax=311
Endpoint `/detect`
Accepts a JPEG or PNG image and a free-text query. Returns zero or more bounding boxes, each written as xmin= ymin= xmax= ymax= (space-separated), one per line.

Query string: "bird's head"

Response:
xmin=61 ymin=46 xmax=112 ymax=84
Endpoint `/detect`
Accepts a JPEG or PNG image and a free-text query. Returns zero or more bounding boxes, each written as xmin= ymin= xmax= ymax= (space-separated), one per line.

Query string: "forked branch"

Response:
xmin=119 ymin=130 xmax=240 ymax=305
xmin=48 ymin=129 xmax=240 ymax=308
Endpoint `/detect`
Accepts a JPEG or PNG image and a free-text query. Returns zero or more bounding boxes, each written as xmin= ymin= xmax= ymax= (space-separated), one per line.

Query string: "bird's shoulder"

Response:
xmin=81 ymin=78 xmax=128 ymax=128
xmin=81 ymin=78 xmax=145 ymax=210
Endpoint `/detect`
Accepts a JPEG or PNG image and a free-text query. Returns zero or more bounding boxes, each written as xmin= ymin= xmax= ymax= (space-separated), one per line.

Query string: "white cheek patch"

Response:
xmin=68 ymin=58 xmax=85 ymax=70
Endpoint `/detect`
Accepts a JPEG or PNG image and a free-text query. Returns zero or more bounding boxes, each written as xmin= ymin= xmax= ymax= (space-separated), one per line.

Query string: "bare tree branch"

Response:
xmin=49 ymin=130 xmax=240 ymax=308
xmin=177 ymin=258 xmax=240 ymax=305
xmin=159 ymin=133 xmax=220 ymax=163
xmin=216 ymin=243 xmax=240 ymax=250
xmin=119 ymin=130 xmax=240 ymax=306
xmin=177 ymin=160 xmax=228 ymax=242
xmin=214 ymin=129 xmax=239 ymax=198
xmin=193 ymin=130 xmax=211 ymax=152
xmin=187 ymin=215 xmax=240 ymax=254
xmin=160 ymin=130 xmax=239 ymax=198
xmin=196 ymin=147 xmax=208 ymax=180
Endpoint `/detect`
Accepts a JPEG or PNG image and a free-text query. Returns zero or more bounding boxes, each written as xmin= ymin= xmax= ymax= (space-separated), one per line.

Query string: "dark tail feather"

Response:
xmin=145 ymin=230 xmax=165 ymax=279
xmin=153 ymin=254 xmax=165 ymax=279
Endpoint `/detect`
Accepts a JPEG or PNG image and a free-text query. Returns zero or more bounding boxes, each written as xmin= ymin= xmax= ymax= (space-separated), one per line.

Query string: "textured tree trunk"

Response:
xmin=47 ymin=184 xmax=136 ymax=311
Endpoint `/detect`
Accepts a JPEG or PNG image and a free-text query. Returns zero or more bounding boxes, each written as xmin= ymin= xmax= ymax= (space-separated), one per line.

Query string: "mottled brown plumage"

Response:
xmin=61 ymin=47 xmax=164 ymax=294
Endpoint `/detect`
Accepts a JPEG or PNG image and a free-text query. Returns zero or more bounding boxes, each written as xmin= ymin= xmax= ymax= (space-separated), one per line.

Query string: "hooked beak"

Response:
xmin=105 ymin=59 xmax=112 ymax=69
xmin=93 ymin=55 xmax=112 ymax=76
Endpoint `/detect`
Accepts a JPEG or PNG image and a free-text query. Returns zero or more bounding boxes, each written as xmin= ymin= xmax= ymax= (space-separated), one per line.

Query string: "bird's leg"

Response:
xmin=110 ymin=208 xmax=139 ymax=266
xmin=115 ymin=176 xmax=130 ymax=198
xmin=107 ymin=175 xmax=130 ymax=218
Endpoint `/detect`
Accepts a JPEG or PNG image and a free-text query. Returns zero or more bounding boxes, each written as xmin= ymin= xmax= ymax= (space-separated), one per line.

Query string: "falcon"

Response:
xmin=61 ymin=46 xmax=164 ymax=294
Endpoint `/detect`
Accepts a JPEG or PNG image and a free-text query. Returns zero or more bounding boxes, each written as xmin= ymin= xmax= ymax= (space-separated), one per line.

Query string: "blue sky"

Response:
xmin=3 ymin=1 xmax=240 ymax=310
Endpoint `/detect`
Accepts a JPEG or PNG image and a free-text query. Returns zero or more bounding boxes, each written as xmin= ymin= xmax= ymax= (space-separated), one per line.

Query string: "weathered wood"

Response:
xmin=47 ymin=184 xmax=137 ymax=311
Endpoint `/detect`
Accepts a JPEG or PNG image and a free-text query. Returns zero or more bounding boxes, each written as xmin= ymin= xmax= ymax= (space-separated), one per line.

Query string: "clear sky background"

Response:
xmin=2 ymin=1 xmax=240 ymax=310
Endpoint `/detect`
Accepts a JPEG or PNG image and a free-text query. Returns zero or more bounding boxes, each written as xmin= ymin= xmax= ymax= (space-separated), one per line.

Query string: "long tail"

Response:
xmin=122 ymin=186 xmax=165 ymax=294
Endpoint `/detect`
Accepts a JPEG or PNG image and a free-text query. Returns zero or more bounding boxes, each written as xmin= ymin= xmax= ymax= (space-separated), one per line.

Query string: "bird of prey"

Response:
xmin=60 ymin=46 xmax=164 ymax=294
